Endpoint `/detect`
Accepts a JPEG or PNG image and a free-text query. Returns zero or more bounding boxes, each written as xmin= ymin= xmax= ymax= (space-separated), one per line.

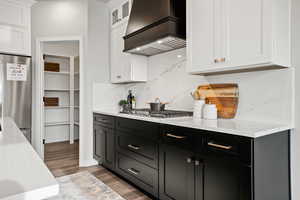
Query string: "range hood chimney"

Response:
xmin=123 ymin=0 xmax=186 ymax=56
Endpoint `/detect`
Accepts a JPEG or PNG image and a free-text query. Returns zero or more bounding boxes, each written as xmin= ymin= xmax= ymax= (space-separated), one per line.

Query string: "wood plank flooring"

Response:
xmin=45 ymin=141 xmax=152 ymax=200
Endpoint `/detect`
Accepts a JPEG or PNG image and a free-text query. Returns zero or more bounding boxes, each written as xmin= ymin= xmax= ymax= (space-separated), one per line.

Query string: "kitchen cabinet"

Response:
xmin=102 ymin=128 xmax=115 ymax=169
xmin=116 ymin=131 xmax=158 ymax=168
xmin=187 ymin=0 xmax=291 ymax=74
xmin=0 ymin=0 xmax=35 ymax=56
xmin=110 ymin=15 xmax=148 ymax=84
xmin=115 ymin=117 xmax=159 ymax=197
xmin=203 ymin=157 xmax=251 ymax=200
xmin=93 ymin=125 xmax=115 ymax=170
xmin=93 ymin=114 xmax=115 ymax=170
xmin=93 ymin=113 xmax=290 ymax=200
xmin=159 ymin=136 xmax=249 ymax=200
xmin=159 ymin=144 xmax=196 ymax=200
xmin=93 ymin=124 xmax=102 ymax=161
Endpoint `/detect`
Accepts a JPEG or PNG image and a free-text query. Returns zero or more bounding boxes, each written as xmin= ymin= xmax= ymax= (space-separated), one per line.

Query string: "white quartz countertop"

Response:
xmin=94 ymin=109 xmax=292 ymax=138
xmin=0 ymin=118 xmax=59 ymax=200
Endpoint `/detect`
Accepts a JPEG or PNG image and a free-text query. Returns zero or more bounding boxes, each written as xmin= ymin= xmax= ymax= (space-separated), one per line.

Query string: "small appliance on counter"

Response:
xmin=191 ymin=93 xmax=205 ymax=120
xmin=203 ymin=104 xmax=218 ymax=120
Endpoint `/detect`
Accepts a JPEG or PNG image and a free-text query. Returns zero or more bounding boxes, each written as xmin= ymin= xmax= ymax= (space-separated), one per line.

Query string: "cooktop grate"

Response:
xmin=121 ymin=109 xmax=193 ymax=118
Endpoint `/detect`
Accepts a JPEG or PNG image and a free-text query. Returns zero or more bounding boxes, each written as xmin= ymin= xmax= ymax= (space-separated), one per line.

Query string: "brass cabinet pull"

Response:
xmin=208 ymin=142 xmax=232 ymax=150
xmin=128 ymin=168 xmax=139 ymax=175
xmin=128 ymin=144 xmax=140 ymax=150
xmin=214 ymin=58 xmax=220 ymax=63
xmin=214 ymin=58 xmax=226 ymax=63
xmin=166 ymin=133 xmax=186 ymax=139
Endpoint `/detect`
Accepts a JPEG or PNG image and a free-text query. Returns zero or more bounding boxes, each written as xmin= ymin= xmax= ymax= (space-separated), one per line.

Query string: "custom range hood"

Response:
xmin=123 ymin=0 xmax=186 ymax=56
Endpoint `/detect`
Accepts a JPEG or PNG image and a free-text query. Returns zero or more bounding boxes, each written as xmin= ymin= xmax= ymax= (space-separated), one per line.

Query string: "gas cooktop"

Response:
xmin=121 ymin=109 xmax=193 ymax=118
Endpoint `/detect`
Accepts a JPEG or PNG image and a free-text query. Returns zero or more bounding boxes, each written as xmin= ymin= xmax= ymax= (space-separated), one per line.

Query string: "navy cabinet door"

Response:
xmin=93 ymin=124 xmax=104 ymax=161
xmin=102 ymin=128 xmax=115 ymax=170
xmin=203 ymin=157 xmax=251 ymax=200
xmin=159 ymin=144 xmax=198 ymax=200
xmin=93 ymin=125 xmax=115 ymax=170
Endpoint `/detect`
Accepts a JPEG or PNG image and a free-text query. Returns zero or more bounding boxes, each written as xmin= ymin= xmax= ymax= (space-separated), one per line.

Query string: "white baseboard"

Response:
xmin=79 ymin=158 xmax=98 ymax=167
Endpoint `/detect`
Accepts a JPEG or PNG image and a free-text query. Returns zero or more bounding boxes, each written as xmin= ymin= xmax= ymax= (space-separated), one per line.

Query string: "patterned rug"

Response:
xmin=47 ymin=171 xmax=125 ymax=200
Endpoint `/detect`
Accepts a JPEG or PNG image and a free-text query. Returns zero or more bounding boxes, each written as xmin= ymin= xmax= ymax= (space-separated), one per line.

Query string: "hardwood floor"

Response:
xmin=45 ymin=141 xmax=152 ymax=200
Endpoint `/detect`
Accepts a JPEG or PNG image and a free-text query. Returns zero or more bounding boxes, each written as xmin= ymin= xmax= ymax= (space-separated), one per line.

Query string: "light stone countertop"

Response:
xmin=94 ymin=109 xmax=292 ymax=138
xmin=0 ymin=118 xmax=59 ymax=200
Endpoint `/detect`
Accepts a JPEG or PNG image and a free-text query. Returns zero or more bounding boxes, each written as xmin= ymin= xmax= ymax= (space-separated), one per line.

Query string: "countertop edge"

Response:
xmin=93 ymin=110 xmax=292 ymax=138
xmin=1 ymin=184 xmax=59 ymax=200
xmin=0 ymin=118 xmax=59 ymax=200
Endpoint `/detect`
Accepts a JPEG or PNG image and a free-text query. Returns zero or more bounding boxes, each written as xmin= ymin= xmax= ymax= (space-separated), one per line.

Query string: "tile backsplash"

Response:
xmin=94 ymin=48 xmax=293 ymax=125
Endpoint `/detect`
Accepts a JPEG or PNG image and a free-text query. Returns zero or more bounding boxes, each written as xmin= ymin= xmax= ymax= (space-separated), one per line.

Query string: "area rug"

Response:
xmin=47 ymin=171 xmax=125 ymax=200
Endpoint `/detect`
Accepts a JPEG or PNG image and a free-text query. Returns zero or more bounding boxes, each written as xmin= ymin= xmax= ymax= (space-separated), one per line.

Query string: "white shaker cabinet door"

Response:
xmin=0 ymin=25 xmax=30 ymax=55
xmin=110 ymin=22 xmax=147 ymax=83
xmin=187 ymin=0 xmax=290 ymax=74
xmin=110 ymin=23 xmax=127 ymax=83
xmin=187 ymin=0 xmax=216 ymax=73
xmin=0 ymin=0 xmax=33 ymax=56
xmin=223 ymin=0 xmax=271 ymax=68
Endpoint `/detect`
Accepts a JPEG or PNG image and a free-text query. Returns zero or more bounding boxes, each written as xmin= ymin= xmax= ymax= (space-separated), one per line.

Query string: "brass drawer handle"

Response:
xmin=214 ymin=58 xmax=226 ymax=63
xmin=128 ymin=168 xmax=139 ymax=175
xmin=166 ymin=133 xmax=186 ymax=139
xmin=214 ymin=58 xmax=220 ymax=63
xmin=128 ymin=144 xmax=140 ymax=150
xmin=208 ymin=142 xmax=232 ymax=150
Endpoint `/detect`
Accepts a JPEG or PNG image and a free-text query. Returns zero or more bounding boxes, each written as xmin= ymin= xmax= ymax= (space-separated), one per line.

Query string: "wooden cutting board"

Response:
xmin=196 ymin=84 xmax=239 ymax=119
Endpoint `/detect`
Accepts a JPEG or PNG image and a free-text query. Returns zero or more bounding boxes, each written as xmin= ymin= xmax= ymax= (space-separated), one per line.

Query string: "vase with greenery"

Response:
xmin=119 ymin=100 xmax=130 ymax=112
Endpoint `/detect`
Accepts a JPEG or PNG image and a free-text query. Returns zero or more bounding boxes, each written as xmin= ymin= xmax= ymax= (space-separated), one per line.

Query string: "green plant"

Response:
xmin=119 ymin=100 xmax=128 ymax=106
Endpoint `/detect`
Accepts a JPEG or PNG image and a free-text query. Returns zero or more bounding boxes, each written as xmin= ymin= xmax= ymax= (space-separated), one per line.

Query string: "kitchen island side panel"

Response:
xmin=254 ymin=131 xmax=290 ymax=200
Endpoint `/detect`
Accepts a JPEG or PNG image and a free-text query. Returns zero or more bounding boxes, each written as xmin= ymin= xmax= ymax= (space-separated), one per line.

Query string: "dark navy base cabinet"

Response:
xmin=93 ymin=113 xmax=290 ymax=200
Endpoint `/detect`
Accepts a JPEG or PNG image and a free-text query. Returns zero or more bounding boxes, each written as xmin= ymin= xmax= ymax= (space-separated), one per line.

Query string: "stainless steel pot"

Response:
xmin=149 ymin=98 xmax=166 ymax=112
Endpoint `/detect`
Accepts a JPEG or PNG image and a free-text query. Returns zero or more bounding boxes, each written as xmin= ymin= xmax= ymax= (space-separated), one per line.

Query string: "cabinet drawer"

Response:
xmin=116 ymin=117 xmax=159 ymax=140
xmin=161 ymin=125 xmax=203 ymax=150
xmin=116 ymin=131 xmax=158 ymax=168
xmin=205 ymin=133 xmax=252 ymax=163
xmin=94 ymin=114 xmax=115 ymax=128
xmin=116 ymin=153 xmax=158 ymax=197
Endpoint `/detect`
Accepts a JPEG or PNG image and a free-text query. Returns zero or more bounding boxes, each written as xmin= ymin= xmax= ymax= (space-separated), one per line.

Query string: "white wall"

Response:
xmin=43 ymin=41 xmax=80 ymax=57
xmin=31 ymin=0 xmax=87 ymax=38
xmin=31 ymin=0 xmax=90 ymax=164
xmin=81 ymin=0 xmax=110 ymax=166
xmin=32 ymin=0 xmax=110 ymax=167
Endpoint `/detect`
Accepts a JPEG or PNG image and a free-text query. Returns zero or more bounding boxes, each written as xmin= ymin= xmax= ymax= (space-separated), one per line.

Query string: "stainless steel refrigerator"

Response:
xmin=0 ymin=54 xmax=32 ymax=141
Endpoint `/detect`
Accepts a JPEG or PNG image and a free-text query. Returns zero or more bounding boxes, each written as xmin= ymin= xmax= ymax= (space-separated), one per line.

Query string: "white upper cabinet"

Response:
xmin=110 ymin=20 xmax=147 ymax=84
xmin=110 ymin=0 xmax=147 ymax=84
xmin=0 ymin=0 xmax=35 ymax=56
xmin=187 ymin=0 xmax=291 ymax=74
